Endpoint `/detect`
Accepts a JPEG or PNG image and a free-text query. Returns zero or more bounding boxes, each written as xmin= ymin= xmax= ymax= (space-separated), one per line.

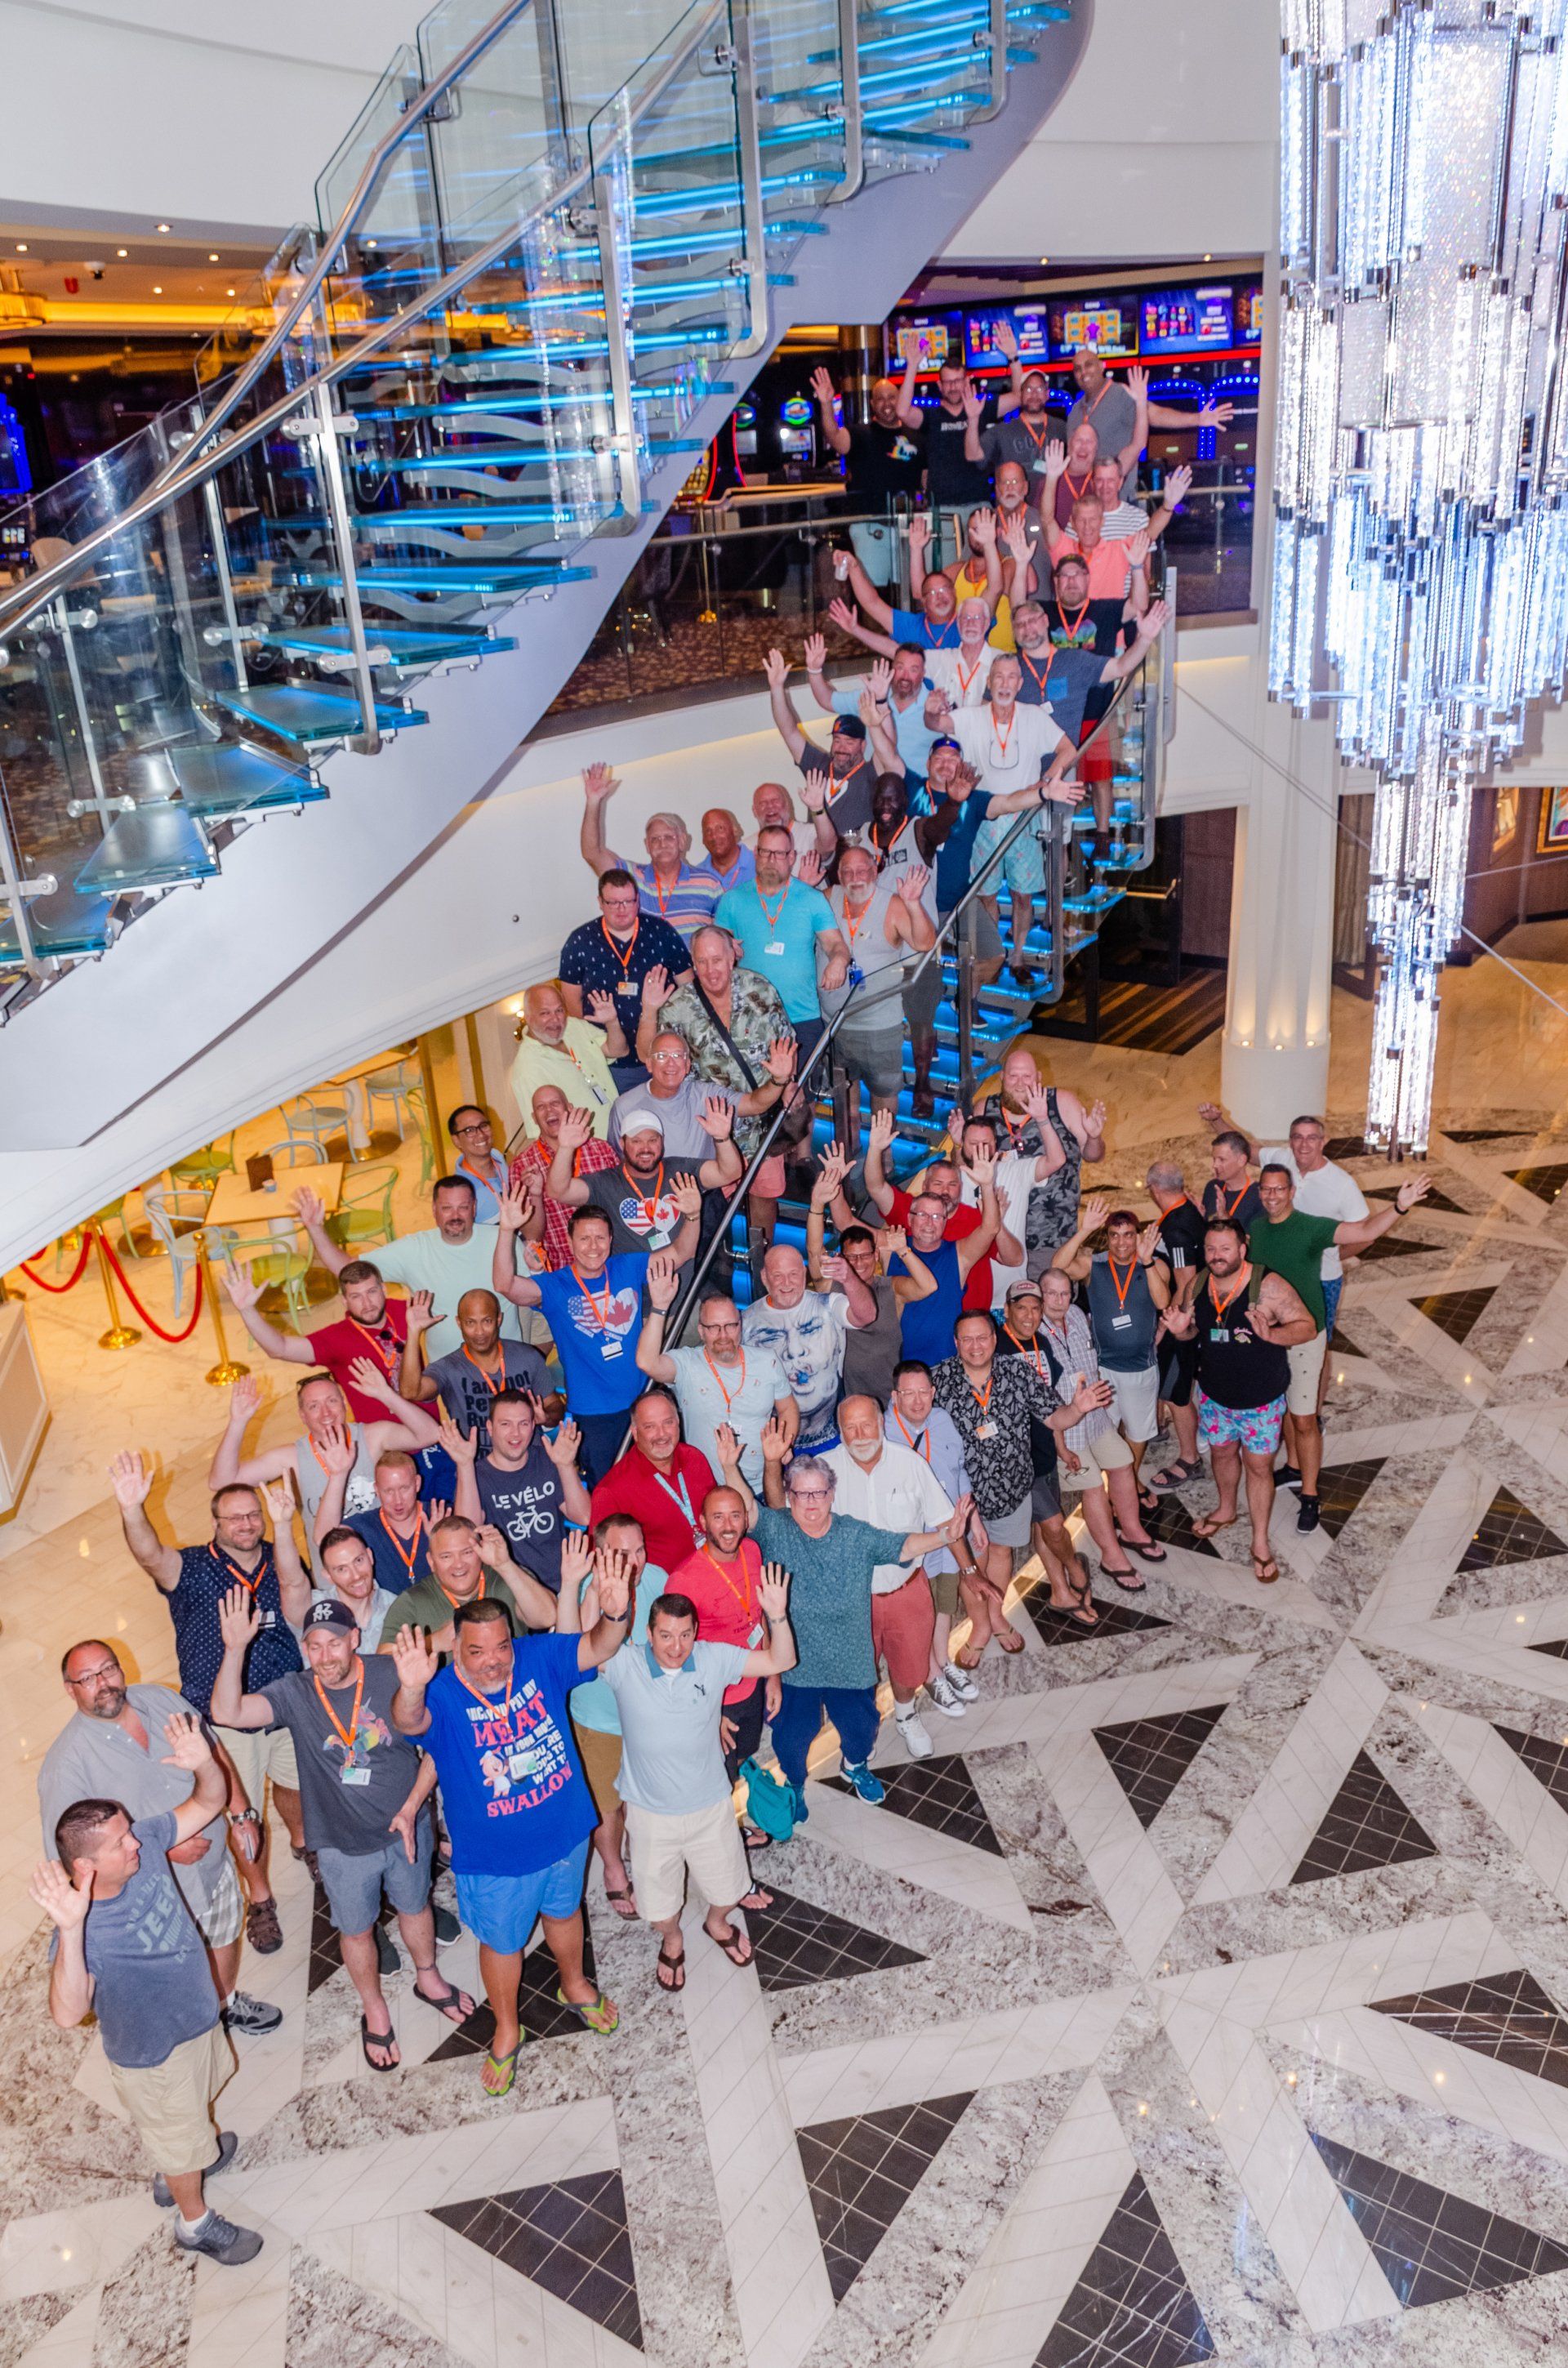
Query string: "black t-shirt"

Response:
xmin=559 ymin=912 xmax=691 ymax=1015
xmin=996 ymin=1327 xmax=1062 ymax=1480
xmin=1156 ymin=1198 xmax=1208 ymax=1277
xmin=920 ymin=403 xmax=992 ymax=505
xmin=1201 ymin=1177 xmax=1263 ymax=1231
xmin=345 ymin=1508 xmax=431 ymax=1596
xmin=581 ymin=1155 xmax=708 ymax=1257
xmin=845 ymin=420 xmax=924 ymax=504
xmin=424 ymin=1340 xmax=553 ymax=1453
xmin=1044 ymin=595 xmax=1127 ymax=659
xmin=800 ymin=752 xmax=874 ymax=838
xmin=475 ymin=1443 xmax=571 ymax=1593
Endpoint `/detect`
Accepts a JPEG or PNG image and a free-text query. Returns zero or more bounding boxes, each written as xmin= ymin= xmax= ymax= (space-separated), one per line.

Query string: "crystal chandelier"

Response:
xmin=1270 ymin=0 xmax=1568 ymax=1153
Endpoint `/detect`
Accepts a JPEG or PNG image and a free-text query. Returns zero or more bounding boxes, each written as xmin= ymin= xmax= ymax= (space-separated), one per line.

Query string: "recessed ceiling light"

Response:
xmin=116 ymin=248 xmax=128 ymax=258
xmin=225 ymin=287 xmax=235 ymax=297
xmin=1202 ymin=252 xmax=1212 ymax=263
xmin=14 ymin=243 xmax=25 ymax=253
xmin=156 ymin=222 xmax=171 ymax=233
xmin=1039 ymin=255 xmax=1049 ymax=265
xmin=208 ymin=252 xmax=219 ymax=263
xmin=152 ymin=284 xmax=163 ymax=295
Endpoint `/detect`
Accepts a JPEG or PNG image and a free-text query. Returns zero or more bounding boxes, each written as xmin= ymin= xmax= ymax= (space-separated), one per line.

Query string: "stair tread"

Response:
xmin=207 ymin=684 xmax=425 ymax=741
xmin=0 ymin=883 xmax=118 ymax=966
xmin=256 ymin=625 xmax=514 ymax=665
xmin=74 ymin=802 xmax=218 ymax=896
xmin=167 ymin=743 xmax=324 ymax=816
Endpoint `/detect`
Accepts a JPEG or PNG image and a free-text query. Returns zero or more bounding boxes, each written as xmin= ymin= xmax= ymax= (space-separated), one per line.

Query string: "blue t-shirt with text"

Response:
xmin=423 ymin=1634 xmax=595 ymax=1876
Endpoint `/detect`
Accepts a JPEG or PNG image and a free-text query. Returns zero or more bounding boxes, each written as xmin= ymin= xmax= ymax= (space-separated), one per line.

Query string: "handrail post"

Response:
xmin=728 ymin=0 xmax=773 ymax=359
xmin=594 ymin=154 xmax=644 ymax=526
xmin=974 ymin=0 xmax=1009 ymax=121
xmin=956 ymin=899 xmax=978 ymax=1111
xmin=826 ymin=0 xmax=866 ymax=204
xmin=1048 ymin=800 xmax=1066 ymax=1004
xmin=51 ymin=601 xmax=113 ymax=835
xmin=310 ymin=369 xmax=383 ymax=756
xmin=201 ymin=478 xmax=250 ymax=695
xmin=0 ymin=793 xmax=41 ymax=978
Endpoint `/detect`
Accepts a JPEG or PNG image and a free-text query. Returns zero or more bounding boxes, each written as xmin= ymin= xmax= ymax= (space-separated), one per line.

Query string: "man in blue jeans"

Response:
xmin=754 ymin=1434 xmax=973 ymax=1807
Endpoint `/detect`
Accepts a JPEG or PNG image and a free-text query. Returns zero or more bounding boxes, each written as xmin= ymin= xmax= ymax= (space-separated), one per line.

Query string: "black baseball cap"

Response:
xmin=833 ymin=713 xmax=867 ymax=741
xmin=305 ymin=1599 xmax=359 ymax=1634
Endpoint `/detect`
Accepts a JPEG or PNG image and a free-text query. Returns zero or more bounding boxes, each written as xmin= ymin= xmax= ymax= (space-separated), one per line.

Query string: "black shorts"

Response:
xmin=721 ymin=1678 xmax=766 ymax=1785
xmin=1158 ymin=1336 xmax=1199 ymax=1409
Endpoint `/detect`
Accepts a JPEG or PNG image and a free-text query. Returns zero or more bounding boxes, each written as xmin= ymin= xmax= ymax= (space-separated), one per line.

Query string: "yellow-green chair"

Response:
xmin=244 ymin=1244 xmax=312 ymax=1331
xmin=404 ymin=1088 xmax=437 ymax=1190
xmin=170 ymin=1132 xmax=237 ymax=1188
xmin=327 ymin=1162 xmax=400 ymax=1254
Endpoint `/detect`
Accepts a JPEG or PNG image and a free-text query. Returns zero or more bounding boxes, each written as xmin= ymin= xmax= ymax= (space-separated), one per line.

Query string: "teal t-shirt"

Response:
xmin=715 ymin=881 xmax=837 ymax=1023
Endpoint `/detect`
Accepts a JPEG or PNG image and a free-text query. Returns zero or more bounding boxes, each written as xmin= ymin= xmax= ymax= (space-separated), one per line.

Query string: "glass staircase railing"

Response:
xmin=0 ymin=0 xmax=1076 ymax=989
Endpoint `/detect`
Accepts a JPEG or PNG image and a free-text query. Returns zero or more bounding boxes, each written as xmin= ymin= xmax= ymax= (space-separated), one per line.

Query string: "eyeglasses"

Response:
xmin=452 ymin=1122 xmax=491 ymax=1139
xmin=65 ymin=1661 xmax=119 ymax=1686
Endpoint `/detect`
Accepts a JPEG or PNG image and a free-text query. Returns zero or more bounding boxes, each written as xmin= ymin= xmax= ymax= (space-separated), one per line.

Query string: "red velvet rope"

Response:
xmin=96 ymin=1231 xmax=207 ymax=1344
xmin=17 ymin=1232 xmax=94 ymax=1291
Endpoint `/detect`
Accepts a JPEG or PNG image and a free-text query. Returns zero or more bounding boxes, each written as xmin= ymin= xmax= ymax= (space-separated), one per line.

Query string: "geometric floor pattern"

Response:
xmin=16 ymin=1124 xmax=1568 ymax=2361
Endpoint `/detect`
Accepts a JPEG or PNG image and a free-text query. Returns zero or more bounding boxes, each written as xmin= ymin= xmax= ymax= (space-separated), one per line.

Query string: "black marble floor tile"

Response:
xmin=1506 ymin=1163 xmax=1568 ymax=1206
xmin=1410 ymin=1287 xmax=1497 ymax=1345
xmin=432 ymin=2168 xmax=642 ymax=2348
xmin=1442 ymin=1128 xmax=1530 ymax=1143
xmin=1370 ymin=1965 xmax=1568 ymax=2088
xmin=1036 ymin=2168 xmax=1214 ymax=2366
xmin=1368 ymin=1183 xmax=1469 ymax=1215
xmin=827 ymin=1755 xmax=1003 ymax=1856
xmin=745 ymin=1885 xmax=925 ymax=1993
xmin=428 ymin=1931 xmax=600 ymax=2058
xmin=1022 ymin=1586 xmax=1173 ymax=1646
xmin=1310 ymin=2133 xmax=1568 ymax=2308
xmin=1356 ymin=1232 xmax=1436 ymax=1262
xmin=1458 ymin=1485 xmax=1567 ymax=1572
xmin=1315 ymin=1459 xmax=1388 ymax=1541
xmin=1324 ymin=1135 xmax=1370 ymax=1159
xmin=1290 ymin=1749 xmax=1437 ymax=1884
xmin=1495 ymin=1724 xmax=1568 ymax=1815
xmin=1141 ymin=1492 xmax=1222 ymax=1559
xmin=1528 ymin=1635 xmax=1568 ymax=1663
xmin=1091 ymin=1705 xmax=1227 ymax=1829
xmin=797 ymin=2091 xmax=973 ymax=2301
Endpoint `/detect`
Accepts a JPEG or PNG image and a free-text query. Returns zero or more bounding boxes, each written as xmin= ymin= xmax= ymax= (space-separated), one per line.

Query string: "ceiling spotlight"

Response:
xmin=1203 ymin=252 xmax=1212 ymax=262
xmin=208 ymin=252 xmax=219 ymax=262
xmin=14 ymin=243 xmax=25 ymax=254
xmin=225 ymin=287 xmax=235 ymax=297
xmin=152 ymin=284 xmax=163 ymax=295
xmin=156 ymin=222 xmax=171 ymax=233
xmin=116 ymin=248 xmax=128 ymax=258
xmin=1038 ymin=255 xmax=1049 ymax=265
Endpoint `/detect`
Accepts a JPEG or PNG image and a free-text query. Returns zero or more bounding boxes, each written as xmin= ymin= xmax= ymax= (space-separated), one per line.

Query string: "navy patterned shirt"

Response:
xmin=166 ymin=1541 xmax=301 ymax=1717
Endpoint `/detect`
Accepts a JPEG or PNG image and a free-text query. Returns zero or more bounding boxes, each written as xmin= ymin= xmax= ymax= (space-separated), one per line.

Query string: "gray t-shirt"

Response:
xmin=39 ymin=1686 xmax=227 ymax=1917
xmin=835 ymin=1277 xmax=902 ymax=1409
xmin=608 ymin=1077 xmax=733 ymax=1162
xmin=1066 ymin=384 xmax=1139 ymax=482
xmin=596 ymin=1639 xmax=750 ymax=1814
xmin=476 ymin=1442 xmax=571 ymax=1593
xmin=81 ymin=1810 xmax=218 ymax=2069
xmin=425 ymin=1340 xmax=551 ymax=1452
xmin=983 ymin=412 xmax=1069 ymax=480
xmin=259 ymin=1654 xmax=423 ymax=1855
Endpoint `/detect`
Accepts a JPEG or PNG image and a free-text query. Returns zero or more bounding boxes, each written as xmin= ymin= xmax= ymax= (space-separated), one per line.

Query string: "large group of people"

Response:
xmin=33 ymin=344 xmax=1429 ymax=2268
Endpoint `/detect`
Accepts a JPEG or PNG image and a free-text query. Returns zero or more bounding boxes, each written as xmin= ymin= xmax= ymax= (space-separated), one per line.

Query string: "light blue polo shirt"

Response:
xmin=833 ymin=684 xmax=937 ymax=778
xmin=595 ymin=1637 xmax=751 ymax=1813
xmin=715 ymin=880 xmax=837 ymax=1023
xmin=568 ymin=1563 xmax=666 ymax=1738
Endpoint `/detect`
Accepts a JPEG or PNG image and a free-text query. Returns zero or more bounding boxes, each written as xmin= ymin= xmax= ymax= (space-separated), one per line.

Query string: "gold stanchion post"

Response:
xmin=198 ymin=1242 xmax=248 ymax=1386
xmin=93 ymin=1229 xmax=141 ymax=1350
xmin=416 ymin=1032 xmax=443 ymax=1170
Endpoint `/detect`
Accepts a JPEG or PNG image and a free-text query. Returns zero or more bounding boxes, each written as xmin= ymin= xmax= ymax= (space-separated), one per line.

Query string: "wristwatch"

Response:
xmin=227 ymin=1808 xmax=259 ymax=1828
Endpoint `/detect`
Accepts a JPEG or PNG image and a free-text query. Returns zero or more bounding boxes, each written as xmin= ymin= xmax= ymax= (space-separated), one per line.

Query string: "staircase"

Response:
xmin=0 ymin=0 xmax=1098 ymax=1252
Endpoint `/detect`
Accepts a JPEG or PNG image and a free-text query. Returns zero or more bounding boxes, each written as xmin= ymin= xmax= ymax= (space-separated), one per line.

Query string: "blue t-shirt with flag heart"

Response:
xmin=423 ymin=1634 xmax=595 ymax=1876
xmin=534 ymin=1255 xmax=648 ymax=1416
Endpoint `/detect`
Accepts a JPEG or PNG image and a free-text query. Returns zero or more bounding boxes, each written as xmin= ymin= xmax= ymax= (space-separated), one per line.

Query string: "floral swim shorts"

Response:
xmin=1194 ymin=1389 xmax=1287 ymax=1457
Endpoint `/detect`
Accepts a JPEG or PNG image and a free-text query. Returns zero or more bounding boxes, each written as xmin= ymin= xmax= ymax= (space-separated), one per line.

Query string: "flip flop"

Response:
xmin=1118 ymin=1536 xmax=1168 ymax=1563
xmin=555 ymin=1986 xmax=620 ymax=2035
xmin=740 ymin=1824 xmax=773 ymax=1851
xmin=603 ymin=1883 xmax=639 ymax=1920
xmin=996 ymin=1625 xmax=1026 ymax=1653
xmin=740 ymin=1884 xmax=774 ymax=1911
xmin=1252 ymin=1553 xmax=1281 ymax=1585
xmin=708 ymin=1921 xmax=755 ymax=1967
xmin=1098 ymin=1563 xmax=1147 ymax=1592
xmin=1147 ymin=1459 xmax=1203 ymax=1492
xmin=481 ymin=2043 xmax=519 ymax=2098
xmin=1191 ymin=1514 xmax=1237 ymax=1541
xmin=412 ymin=1975 xmax=475 ymax=2025
xmin=656 ymin=1946 xmax=686 ymax=1992
xmin=360 ymin=2016 xmax=399 ymax=2073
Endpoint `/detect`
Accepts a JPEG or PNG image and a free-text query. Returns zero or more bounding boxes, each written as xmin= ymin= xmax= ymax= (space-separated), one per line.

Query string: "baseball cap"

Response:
xmin=304 ymin=1598 xmax=359 ymax=1634
xmin=833 ymin=713 xmax=867 ymax=741
xmin=929 ymin=735 xmax=962 ymax=754
xmin=1004 ymin=1278 xmax=1044 ymax=1304
xmin=618 ymin=1107 xmax=665 ymax=1138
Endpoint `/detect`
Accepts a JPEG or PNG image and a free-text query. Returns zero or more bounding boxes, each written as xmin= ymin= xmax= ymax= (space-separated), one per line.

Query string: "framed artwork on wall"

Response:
xmin=1494 ymin=785 xmax=1520 ymax=854
xmin=1537 ymin=787 xmax=1568 ymax=854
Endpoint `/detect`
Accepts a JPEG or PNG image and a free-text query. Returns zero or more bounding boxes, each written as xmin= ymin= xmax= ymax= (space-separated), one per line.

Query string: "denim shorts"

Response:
xmin=454 ymin=1836 xmax=591 ymax=1954
xmin=317 ymin=1809 xmax=433 ymax=1936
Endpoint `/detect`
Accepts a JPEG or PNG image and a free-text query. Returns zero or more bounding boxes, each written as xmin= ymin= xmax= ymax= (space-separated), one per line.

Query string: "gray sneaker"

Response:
xmin=222 ymin=1991 xmax=282 ymax=2036
xmin=174 ymin=2210 xmax=263 ymax=2266
xmin=154 ymin=2129 xmax=238 ymax=2209
xmin=433 ymin=1902 xmax=461 ymax=1947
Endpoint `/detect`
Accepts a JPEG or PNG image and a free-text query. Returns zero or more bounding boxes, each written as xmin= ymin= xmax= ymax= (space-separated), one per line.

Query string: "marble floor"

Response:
xmin=11 ymin=1020 xmax=1568 ymax=2357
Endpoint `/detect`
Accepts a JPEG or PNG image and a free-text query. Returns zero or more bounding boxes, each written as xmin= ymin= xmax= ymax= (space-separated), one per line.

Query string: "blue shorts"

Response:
xmin=317 ymin=1811 xmax=433 ymax=1935
xmin=454 ymin=1836 xmax=591 ymax=1955
xmin=1196 ymin=1389 xmax=1286 ymax=1457
xmin=1321 ymin=1276 xmax=1343 ymax=1336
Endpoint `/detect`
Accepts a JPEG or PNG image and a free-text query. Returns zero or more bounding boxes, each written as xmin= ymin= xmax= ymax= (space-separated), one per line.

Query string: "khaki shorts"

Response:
xmin=212 ymin=1721 xmax=298 ymax=1810
xmin=572 ymin=1721 xmax=624 ymax=1819
xmin=623 ymin=1798 xmax=749 ymax=1924
xmin=1058 ymin=1425 xmax=1134 ymax=1490
xmin=195 ymin=1854 xmax=243 ymax=1950
xmin=1286 ymin=1329 xmax=1327 ymax=1418
xmin=109 ymin=2019 xmax=234 ymax=2178
xmin=927 ymin=1566 xmax=960 ymax=1619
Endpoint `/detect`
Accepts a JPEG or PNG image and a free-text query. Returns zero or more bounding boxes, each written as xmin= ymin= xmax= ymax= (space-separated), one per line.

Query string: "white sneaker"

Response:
xmin=942 ymin=1661 xmax=981 ymax=1703
xmin=895 ymin=1709 xmax=933 ymax=1759
xmin=926 ymin=1675 xmax=968 ymax=1719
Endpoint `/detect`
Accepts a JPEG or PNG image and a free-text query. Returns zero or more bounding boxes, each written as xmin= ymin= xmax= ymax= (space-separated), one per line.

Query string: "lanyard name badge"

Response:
xmin=1208 ymin=1276 xmax=1245 ymax=1345
xmin=602 ymin=916 xmax=642 ymax=999
xmin=571 ymin=1262 xmax=623 ymax=1358
xmin=624 ymin=1162 xmax=671 ymax=1251
xmin=214 ymin=1543 xmax=276 ymax=1630
xmin=969 ymin=1375 xmax=998 ymax=1442
xmin=703 ymin=1541 xmax=764 ymax=1645
xmin=1107 ymin=1257 xmax=1138 ymax=1331
xmin=654 ymin=1463 xmax=705 ymax=1549
xmin=314 ymin=1662 xmax=369 ymax=1785
xmin=756 ymin=878 xmax=790 ymax=960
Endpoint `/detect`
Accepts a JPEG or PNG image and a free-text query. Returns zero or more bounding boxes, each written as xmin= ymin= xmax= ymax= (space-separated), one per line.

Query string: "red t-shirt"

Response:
xmin=589 ymin=1443 xmax=719 ymax=1579
xmin=669 ymin=1539 xmax=764 ymax=1703
xmin=305 ymin=1303 xmax=412 ymax=1423
xmin=884 ymin=1187 xmax=992 ymax=1312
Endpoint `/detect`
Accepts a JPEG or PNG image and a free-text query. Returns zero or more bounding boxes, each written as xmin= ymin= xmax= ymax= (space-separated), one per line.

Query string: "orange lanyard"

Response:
xmin=378 ymin=1507 xmax=425 ymax=1581
xmin=601 ymin=917 xmax=639 ymax=977
xmin=347 ymin=1319 xmax=399 ymax=1380
xmin=1209 ymin=1273 xmax=1248 ymax=1327
xmin=621 ymin=1161 xmax=666 ymax=1229
xmin=1063 ymin=468 xmax=1094 ymax=506
xmin=1019 ymin=416 xmax=1051 ymax=455
xmin=701 ymin=1541 xmax=760 ymax=1621
xmin=755 ymin=880 xmax=791 ymax=933
xmin=438 ymin=1570 xmax=487 ymax=1614
xmin=956 ymin=651 xmax=985 ymax=701
xmin=703 ymin=1346 xmax=746 ymax=1411
xmin=568 ymin=1262 xmax=617 ymax=1332
xmin=312 ymin=1661 xmax=364 ymax=1755
xmin=968 ymin=1372 xmax=996 ymax=1420
xmin=457 ymin=1151 xmax=503 ymax=1197
xmin=991 ymin=709 xmax=1016 ymax=762
xmin=307 ymin=1422 xmax=354 ymax=1477
xmin=1107 ymin=1256 xmax=1138 ymax=1310
xmin=452 ymin=1657 xmax=514 ymax=1733
xmin=955 ymin=561 xmax=987 ymax=601
xmin=1054 ymin=596 xmax=1090 ymax=642
xmin=1003 ymin=1324 xmax=1044 ymax=1376
xmin=999 ymin=1104 xmax=1030 ymax=1148
xmin=841 ymin=896 xmax=874 ymax=951
xmin=650 ymin=867 xmax=679 ymax=918
xmin=212 ymin=1544 xmax=268 ymax=1599
xmin=891 ymin=1406 xmax=932 ymax=1460
xmin=1019 ymin=651 xmax=1052 ymax=700
xmin=559 ymin=1041 xmax=605 ymax=1098
xmin=461 ymin=1345 xmax=506 ymax=1396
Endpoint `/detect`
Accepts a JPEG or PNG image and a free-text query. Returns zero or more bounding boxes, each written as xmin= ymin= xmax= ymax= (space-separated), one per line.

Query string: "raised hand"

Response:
xmin=866 ymin=655 xmax=893 ymax=705
xmin=804 ymin=631 xmax=827 ymax=674
xmin=962 ymin=379 xmax=985 ymax=426
xmin=1073 ymin=1379 xmax=1116 ymax=1417
xmin=426 ymin=1500 xmax=452 ymax=1526
xmin=314 ymin=1422 xmax=358 ymax=1476
xmin=545 ymin=1416 xmax=582 ymax=1469
xmin=1001 ymin=515 xmax=1033 ymax=564
xmin=764 ymin=1035 xmax=798 ymax=1085
xmin=640 ymin=963 xmax=671 ymax=1011
xmin=1125 ymin=528 xmax=1152 ymax=571
xmin=474 ymin=1523 xmax=513 ymax=1571
xmin=896 ymin=863 xmax=930 ymax=906
xmin=390 ymin=1622 xmax=439 ymax=1693
xmin=671 ymin=1172 xmax=702 ymax=1220
xmin=160 ymin=1710 xmax=214 ymax=1775
xmin=764 ymin=647 xmax=789 ymax=690
xmin=218 ymin=1583 xmax=261 ymax=1652
xmin=800 ymin=774 xmax=828 ymax=816
xmin=1085 ymin=1099 xmax=1107 ymax=1138
xmin=582 ymin=759 xmax=619 ymax=803
xmin=291 ymin=1186 xmax=324 ymax=1228
xmin=819 ymin=1254 xmax=849 ymax=1285
xmin=222 ymin=1260 xmax=264 ymax=1312
xmin=1079 ymin=1194 xmax=1111 ymax=1237
xmin=229 ymin=1374 xmax=261 ymax=1425
xmin=347 ymin=1357 xmax=390 ymax=1404
xmin=29 ymin=1857 xmax=92 ymax=1929
xmin=1043 ymin=439 xmax=1067 ymax=479
xmin=436 ymin=1415 xmax=477 ymax=1468
xmin=1164 ymin=464 xmax=1193 ymax=507
xmin=715 ymin=1423 xmax=742 ymax=1471
xmin=809 ymin=364 xmax=837 ymax=408
xmin=868 ymin=1107 xmax=896 ymax=1153
xmin=950 ymin=759 xmax=982 ymax=796
xmin=1137 ymin=598 xmax=1171 ymax=643
xmin=995 ymin=319 xmax=1019 ymax=363
xmin=811 ymin=1142 xmax=849 ymax=1206
xmin=697 ymin=1094 xmax=733 ymax=1140
xmin=1395 ymin=1175 xmax=1432 ymax=1212
xmin=1197 ymin=399 xmax=1235 ymax=427
xmin=828 ymin=595 xmax=858 ymax=634
xmin=256 ymin=1477 xmax=296 ymax=1532
xmin=594 ymin=1547 xmax=633 ymax=1623
xmin=761 ymin=1413 xmax=792 ymax=1465
xmin=560 ymin=1528 xmax=594 ymax=1598
xmin=758 ymin=1563 xmax=790 ymax=1623
xmin=645 ymin=1251 xmax=680 ymax=1313
xmin=797 ymin=847 xmax=826 ymax=888
xmin=559 ymin=1103 xmax=595 ymax=1151
xmin=496 ymin=1188 xmax=529 ymax=1234
xmin=875 ymin=1225 xmax=908 ymax=1264
xmin=908 ymin=512 xmax=930 ymax=550
xmin=1196 ymin=1103 xmax=1224 ymax=1127
xmin=107 ymin=1450 xmax=153 ymax=1510
xmin=1136 ymin=1220 xmax=1162 ymax=1264
xmin=970 ymin=504 xmax=997 ymax=546
xmin=967 ymin=1135 xmax=996 ymax=1184
xmin=586 ymin=988 xmax=618 ymax=1032
xmin=405 ymin=1289 xmax=437 ymax=1337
